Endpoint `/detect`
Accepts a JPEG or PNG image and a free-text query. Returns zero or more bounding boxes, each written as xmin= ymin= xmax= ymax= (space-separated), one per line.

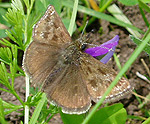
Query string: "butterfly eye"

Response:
xmin=81 ymin=44 xmax=87 ymax=51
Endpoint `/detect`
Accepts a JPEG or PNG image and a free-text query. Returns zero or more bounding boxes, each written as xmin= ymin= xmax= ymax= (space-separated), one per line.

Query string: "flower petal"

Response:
xmin=100 ymin=46 xmax=116 ymax=64
xmin=85 ymin=35 xmax=119 ymax=57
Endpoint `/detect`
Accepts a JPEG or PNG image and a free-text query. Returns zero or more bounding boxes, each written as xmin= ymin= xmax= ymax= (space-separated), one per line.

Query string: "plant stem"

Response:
xmin=24 ymin=75 xmax=30 ymax=124
xmin=100 ymin=0 xmax=113 ymax=12
xmin=68 ymin=0 xmax=79 ymax=36
xmin=11 ymin=90 xmax=24 ymax=105
xmin=24 ymin=1 xmax=35 ymax=123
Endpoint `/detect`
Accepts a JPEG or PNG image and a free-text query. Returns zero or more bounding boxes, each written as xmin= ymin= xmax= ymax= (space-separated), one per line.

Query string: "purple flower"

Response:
xmin=85 ymin=35 xmax=119 ymax=64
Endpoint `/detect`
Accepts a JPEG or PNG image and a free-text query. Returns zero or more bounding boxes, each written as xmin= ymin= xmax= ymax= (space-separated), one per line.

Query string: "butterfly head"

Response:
xmin=74 ymin=32 xmax=94 ymax=52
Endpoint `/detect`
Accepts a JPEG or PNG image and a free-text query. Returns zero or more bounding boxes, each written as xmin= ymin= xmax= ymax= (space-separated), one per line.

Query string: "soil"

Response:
xmin=0 ymin=1 xmax=150 ymax=124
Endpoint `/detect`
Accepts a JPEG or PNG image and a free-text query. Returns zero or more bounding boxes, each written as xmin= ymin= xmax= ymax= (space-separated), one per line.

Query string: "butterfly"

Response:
xmin=23 ymin=5 xmax=132 ymax=114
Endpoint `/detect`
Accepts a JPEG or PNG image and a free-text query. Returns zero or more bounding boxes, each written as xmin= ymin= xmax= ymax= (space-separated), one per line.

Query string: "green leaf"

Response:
xmin=62 ymin=18 xmax=76 ymax=33
xmin=0 ymin=3 xmax=11 ymax=8
xmin=0 ymin=8 xmax=10 ymax=38
xmin=62 ymin=1 xmax=143 ymax=33
xmin=1 ymin=100 xmax=23 ymax=115
xmin=49 ymin=0 xmax=62 ymax=14
xmin=0 ymin=8 xmax=10 ymax=26
xmin=36 ymin=0 xmax=62 ymax=14
xmin=67 ymin=0 xmax=78 ymax=36
xmin=127 ymin=115 xmax=145 ymax=121
xmin=130 ymin=35 xmax=150 ymax=55
xmin=60 ymin=111 xmax=85 ymax=124
xmin=26 ymin=92 xmax=43 ymax=107
xmin=142 ymin=117 xmax=150 ymax=124
xmin=118 ymin=0 xmax=150 ymax=6
xmin=139 ymin=7 xmax=149 ymax=27
xmin=0 ymin=98 xmax=8 ymax=124
xmin=89 ymin=103 xmax=127 ymax=124
xmin=0 ymin=38 xmax=12 ymax=48
xmin=0 ymin=87 xmax=11 ymax=93
xmin=143 ymin=0 xmax=150 ymax=3
xmin=60 ymin=103 xmax=126 ymax=124
xmin=38 ymin=103 xmax=59 ymax=123
xmin=99 ymin=0 xmax=109 ymax=8
xmin=11 ymin=0 xmax=24 ymax=14
xmin=0 ymin=63 xmax=10 ymax=85
xmin=29 ymin=93 xmax=47 ymax=124
xmin=0 ymin=47 xmax=12 ymax=64
xmin=0 ymin=98 xmax=5 ymax=118
xmin=138 ymin=0 xmax=150 ymax=13
xmin=3 ymin=1 xmax=25 ymax=49
xmin=0 ymin=29 xmax=7 ymax=38
xmin=107 ymin=4 xmax=141 ymax=38
xmin=35 ymin=0 xmax=47 ymax=14
xmin=118 ymin=0 xmax=138 ymax=6
xmin=4 ymin=8 xmax=23 ymax=27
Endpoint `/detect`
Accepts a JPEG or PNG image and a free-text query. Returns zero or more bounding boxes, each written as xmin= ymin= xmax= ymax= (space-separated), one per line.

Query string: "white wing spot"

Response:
xmin=50 ymin=10 xmax=55 ymax=15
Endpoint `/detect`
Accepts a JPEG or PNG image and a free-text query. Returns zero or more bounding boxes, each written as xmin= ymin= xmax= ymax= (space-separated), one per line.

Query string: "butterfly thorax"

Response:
xmin=60 ymin=39 xmax=86 ymax=65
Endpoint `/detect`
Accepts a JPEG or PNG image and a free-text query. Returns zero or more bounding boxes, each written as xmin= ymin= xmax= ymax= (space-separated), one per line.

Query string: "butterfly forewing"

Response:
xmin=23 ymin=5 xmax=71 ymax=87
xmin=33 ymin=5 xmax=71 ymax=44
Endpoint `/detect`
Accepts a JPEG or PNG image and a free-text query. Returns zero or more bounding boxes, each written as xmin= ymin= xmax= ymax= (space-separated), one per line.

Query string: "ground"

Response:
xmin=0 ymin=1 xmax=150 ymax=124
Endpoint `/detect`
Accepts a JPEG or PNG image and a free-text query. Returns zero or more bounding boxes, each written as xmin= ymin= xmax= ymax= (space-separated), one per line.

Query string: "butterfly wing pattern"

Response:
xmin=79 ymin=54 xmax=131 ymax=103
xmin=43 ymin=64 xmax=91 ymax=114
xmin=23 ymin=5 xmax=71 ymax=87
xmin=23 ymin=5 xmax=132 ymax=114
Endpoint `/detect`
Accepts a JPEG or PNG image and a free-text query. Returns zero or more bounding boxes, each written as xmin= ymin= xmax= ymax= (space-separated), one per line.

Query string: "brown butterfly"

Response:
xmin=23 ymin=5 xmax=132 ymax=114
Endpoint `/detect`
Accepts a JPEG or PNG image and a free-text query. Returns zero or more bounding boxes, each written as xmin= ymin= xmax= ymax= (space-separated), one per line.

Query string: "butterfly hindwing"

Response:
xmin=79 ymin=53 xmax=131 ymax=103
xmin=43 ymin=64 xmax=91 ymax=114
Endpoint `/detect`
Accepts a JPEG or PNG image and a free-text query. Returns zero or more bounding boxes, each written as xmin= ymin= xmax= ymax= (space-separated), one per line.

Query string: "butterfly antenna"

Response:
xmin=81 ymin=20 xmax=89 ymax=38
